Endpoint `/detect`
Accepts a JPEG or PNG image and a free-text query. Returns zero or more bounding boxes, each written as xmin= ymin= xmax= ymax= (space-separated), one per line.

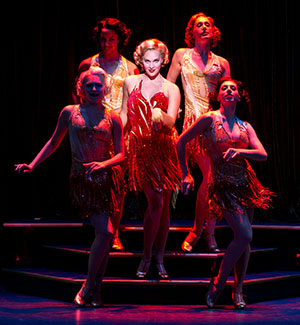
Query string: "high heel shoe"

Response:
xmin=207 ymin=244 xmax=220 ymax=253
xmin=232 ymin=291 xmax=246 ymax=309
xmin=182 ymin=231 xmax=202 ymax=252
xmin=112 ymin=237 xmax=123 ymax=251
xmin=91 ymin=290 xmax=103 ymax=308
xmin=74 ymin=280 xmax=93 ymax=307
xmin=90 ymin=280 xmax=104 ymax=308
xmin=205 ymin=277 xmax=220 ymax=308
xmin=156 ymin=263 xmax=169 ymax=279
xmin=181 ymin=231 xmax=201 ymax=253
xmin=204 ymin=232 xmax=220 ymax=253
xmin=136 ymin=259 xmax=151 ymax=278
xmin=181 ymin=240 xmax=193 ymax=252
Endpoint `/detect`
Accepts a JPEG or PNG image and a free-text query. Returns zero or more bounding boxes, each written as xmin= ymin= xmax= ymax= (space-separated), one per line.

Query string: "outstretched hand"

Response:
xmin=181 ymin=174 xmax=194 ymax=195
xmin=14 ymin=164 xmax=33 ymax=174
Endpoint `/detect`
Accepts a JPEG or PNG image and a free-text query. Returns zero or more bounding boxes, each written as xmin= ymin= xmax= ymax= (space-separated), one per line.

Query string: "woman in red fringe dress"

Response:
xmin=120 ymin=39 xmax=181 ymax=279
xmin=177 ymin=77 xmax=274 ymax=309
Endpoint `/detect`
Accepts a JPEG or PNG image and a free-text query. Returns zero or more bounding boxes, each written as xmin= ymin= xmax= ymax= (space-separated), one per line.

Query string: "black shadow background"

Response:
xmin=6 ymin=0 xmax=299 ymax=222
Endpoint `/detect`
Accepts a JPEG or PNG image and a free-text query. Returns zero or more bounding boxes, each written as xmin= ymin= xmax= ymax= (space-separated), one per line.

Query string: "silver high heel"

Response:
xmin=136 ymin=259 xmax=151 ymax=278
xmin=91 ymin=292 xmax=103 ymax=308
xmin=232 ymin=290 xmax=246 ymax=309
xmin=156 ymin=263 xmax=169 ymax=279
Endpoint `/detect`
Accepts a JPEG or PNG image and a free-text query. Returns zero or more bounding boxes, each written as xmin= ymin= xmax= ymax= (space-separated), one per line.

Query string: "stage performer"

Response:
xmin=120 ymin=39 xmax=181 ymax=279
xmin=74 ymin=17 xmax=139 ymax=251
xmin=167 ymin=12 xmax=230 ymax=253
xmin=177 ymin=77 xmax=274 ymax=309
xmin=15 ymin=67 xmax=125 ymax=308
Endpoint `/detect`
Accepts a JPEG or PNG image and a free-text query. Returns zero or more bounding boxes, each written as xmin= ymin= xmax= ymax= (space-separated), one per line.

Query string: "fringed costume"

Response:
xmin=68 ymin=105 xmax=125 ymax=218
xmin=206 ymin=112 xmax=274 ymax=219
xmin=127 ymin=80 xmax=181 ymax=192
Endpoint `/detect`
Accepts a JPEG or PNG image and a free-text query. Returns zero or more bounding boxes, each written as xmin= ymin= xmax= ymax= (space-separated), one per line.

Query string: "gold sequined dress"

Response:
xmin=91 ymin=54 xmax=129 ymax=111
xmin=181 ymin=49 xmax=226 ymax=157
xmin=205 ymin=112 xmax=273 ymax=219
xmin=68 ymin=105 xmax=125 ymax=217
xmin=91 ymin=54 xmax=132 ymax=169
xmin=127 ymin=80 xmax=181 ymax=192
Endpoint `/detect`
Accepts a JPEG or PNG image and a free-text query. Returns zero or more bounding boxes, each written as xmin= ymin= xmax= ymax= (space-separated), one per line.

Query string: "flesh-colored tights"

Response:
xmin=184 ymin=153 xmax=216 ymax=246
xmin=85 ymin=213 xmax=113 ymax=293
xmin=142 ymin=183 xmax=172 ymax=264
xmin=213 ymin=208 xmax=254 ymax=294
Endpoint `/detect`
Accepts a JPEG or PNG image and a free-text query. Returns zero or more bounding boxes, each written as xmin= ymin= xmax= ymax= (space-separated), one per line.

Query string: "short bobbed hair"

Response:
xmin=185 ymin=12 xmax=221 ymax=48
xmin=133 ymin=39 xmax=169 ymax=69
xmin=93 ymin=17 xmax=132 ymax=52
xmin=76 ymin=66 xmax=111 ymax=98
xmin=209 ymin=77 xmax=251 ymax=112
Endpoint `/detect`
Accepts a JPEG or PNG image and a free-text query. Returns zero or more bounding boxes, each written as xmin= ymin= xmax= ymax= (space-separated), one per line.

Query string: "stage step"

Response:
xmin=2 ymin=267 xmax=300 ymax=305
xmin=2 ymin=220 xmax=300 ymax=304
xmin=3 ymin=220 xmax=300 ymax=252
xmin=39 ymin=245 xmax=279 ymax=277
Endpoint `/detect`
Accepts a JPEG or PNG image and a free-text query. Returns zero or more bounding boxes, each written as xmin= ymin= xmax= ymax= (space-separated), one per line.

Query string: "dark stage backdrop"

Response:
xmin=7 ymin=0 xmax=299 ymax=222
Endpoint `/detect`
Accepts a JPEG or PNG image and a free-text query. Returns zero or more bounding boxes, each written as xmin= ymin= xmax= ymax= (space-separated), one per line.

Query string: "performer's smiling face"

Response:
xmin=99 ymin=28 xmax=120 ymax=56
xmin=142 ymin=49 xmax=163 ymax=78
xmin=84 ymin=74 xmax=106 ymax=103
xmin=192 ymin=16 xmax=214 ymax=43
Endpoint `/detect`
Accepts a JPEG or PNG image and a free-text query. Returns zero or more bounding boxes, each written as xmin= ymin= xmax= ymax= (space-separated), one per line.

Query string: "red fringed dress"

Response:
xmin=127 ymin=80 xmax=181 ymax=192
xmin=68 ymin=105 xmax=125 ymax=218
xmin=206 ymin=111 xmax=274 ymax=219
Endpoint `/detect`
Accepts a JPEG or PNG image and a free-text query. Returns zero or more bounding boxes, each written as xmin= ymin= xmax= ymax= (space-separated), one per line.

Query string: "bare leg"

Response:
xmin=136 ymin=184 xmax=171 ymax=278
xmin=203 ymin=218 xmax=218 ymax=250
xmin=111 ymin=190 xmax=126 ymax=250
xmin=86 ymin=213 xmax=113 ymax=289
xmin=142 ymin=183 xmax=165 ymax=262
xmin=233 ymin=209 xmax=254 ymax=293
xmin=91 ymin=247 xmax=110 ymax=306
xmin=191 ymin=180 xmax=208 ymax=237
xmin=183 ymin=154 xmax=218 ymax=250
xmin=74 ymin=212 xmax=113 ymax=306
xmin=210 ymin=208 xmax=253 ymax=301
xmin=154 ymin=190 xmax=172 ymax=264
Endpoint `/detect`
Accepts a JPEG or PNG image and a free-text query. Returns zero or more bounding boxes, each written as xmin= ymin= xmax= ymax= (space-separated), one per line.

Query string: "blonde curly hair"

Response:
xmin=133 ymin=39 xmax=169 ymax=69
xmin=76 ymin=66 xmax=111 ymax=98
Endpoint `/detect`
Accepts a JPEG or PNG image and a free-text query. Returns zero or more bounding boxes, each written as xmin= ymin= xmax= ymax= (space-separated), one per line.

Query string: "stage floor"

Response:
xmin=0 ymin=287 xmax=300 ymax=325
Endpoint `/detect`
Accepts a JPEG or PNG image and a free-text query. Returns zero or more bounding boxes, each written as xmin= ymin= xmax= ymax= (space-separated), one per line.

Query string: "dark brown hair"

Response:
xmin=210 ymin=77 xmax=251 ymax=115
xmin=93 ymin=18 xmax=131 ymax=52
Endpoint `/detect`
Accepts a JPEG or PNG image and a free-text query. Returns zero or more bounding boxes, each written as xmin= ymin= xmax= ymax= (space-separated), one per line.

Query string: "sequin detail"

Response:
xmin=68 ymin=105 xmax=125 ymax=217
xmin=91 ymin=54 xmax=129 ymax=112
xmin=181 ymin=49 xmax=225 ymax=159
xmin=127 ymin=81 xmax=181 ymax=192
xmin=205 ymin=112 xmax=274 ymax=219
